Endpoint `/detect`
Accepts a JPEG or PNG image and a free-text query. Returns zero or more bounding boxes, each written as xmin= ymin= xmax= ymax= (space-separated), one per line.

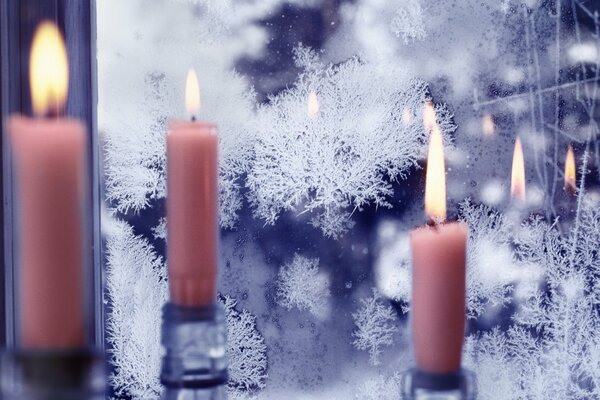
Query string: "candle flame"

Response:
xmin=511 ymin=137 xmax=526 ymax=202
xmin=482 ymin=114 xmax=495 ymax=137
xmin=307 ymin=91 xmax=319 ymax=118
xmin=425 ymin=125 xmax=446 ymax=222
xmin=565 ymin=144 xmax=576 ymax=194
xmin=423 ymin=101 xmax=436 ymax=132
xmin=30 ymin=21 xmax=68 ymax=117
xmin=185 ymin=69 xmax=201 ymax=118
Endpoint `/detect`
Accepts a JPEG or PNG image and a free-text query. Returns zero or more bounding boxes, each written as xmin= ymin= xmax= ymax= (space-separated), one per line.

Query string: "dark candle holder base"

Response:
xmin=0 ymin=349 xmax=105 ymax=400
xmin=400 ymin=368 xmax=476 ymax=400
xmin=160 ymin=302 xmax=228 ymax=400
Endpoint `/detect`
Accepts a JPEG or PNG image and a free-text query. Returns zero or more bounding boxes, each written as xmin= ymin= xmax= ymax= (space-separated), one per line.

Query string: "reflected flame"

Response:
xmin=423 ymin=101 xmax=436 ymax=132
xmin=30 ymin=21 xmax=68 ymax=117
xmin=425 ymin=125 xmax=446 ymax=222
xmin=511 ymin=137 xmax=526 ymax=202
xmin=185 ymin=69 xmax=201 ymax=118
xmin=482 ymin=114 xmax=495 ymax=137
xmin=307 ymin=91 xmax=319 ymax=118
xmin=565 ymin=144 xmax=576 ymax=194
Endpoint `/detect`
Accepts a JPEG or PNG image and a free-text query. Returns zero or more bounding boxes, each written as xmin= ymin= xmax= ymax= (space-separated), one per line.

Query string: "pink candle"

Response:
xmin=167 ymin=70 xmax=219 ymax=306
xmin=7 ymin=22 xmax=87 ymax=349
xmin=410 ymin=125 xmax=468 ymax=373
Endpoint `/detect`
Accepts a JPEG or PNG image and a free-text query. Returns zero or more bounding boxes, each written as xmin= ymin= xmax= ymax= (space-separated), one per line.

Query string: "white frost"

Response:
xmin=276 ymin=254 xmax=331 ymax=319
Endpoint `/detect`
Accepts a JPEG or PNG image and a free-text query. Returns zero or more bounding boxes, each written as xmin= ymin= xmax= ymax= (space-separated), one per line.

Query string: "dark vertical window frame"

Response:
xmin=0 ymin=0 xmax=101 ymax=349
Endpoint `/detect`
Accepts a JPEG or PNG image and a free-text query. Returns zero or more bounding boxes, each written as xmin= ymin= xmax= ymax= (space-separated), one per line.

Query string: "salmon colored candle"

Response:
xmin=8 ymin=22 xmax=87 ymax=349
xmin=410 ymin=124 xmax=468 ymax=374
xmin=167 ymin=69 xmax=219 ymax=306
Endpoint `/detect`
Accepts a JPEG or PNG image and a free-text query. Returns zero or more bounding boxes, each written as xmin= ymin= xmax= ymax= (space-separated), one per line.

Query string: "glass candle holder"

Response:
xmin=0 ymin=350 xmax=105 ymax=400
xmin=161 ymin=302 xmax=228 ymax=400
xmin=400 ymin=368 xmax=476 ymax=400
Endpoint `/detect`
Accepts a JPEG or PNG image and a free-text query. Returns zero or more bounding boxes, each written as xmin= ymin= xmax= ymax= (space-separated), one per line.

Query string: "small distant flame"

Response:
xmin=307 ymin=91 xmax=319 ymax=118
xmin=30 ymin=21 xmax=68 ymax=117
xmin=425 ymin=125 xmax=446 ymax=222
xmin=402 ymin=108 xmax=412 ymax=125
xmin=511 ymin=137 xmax=526 ymax=203
xmin=565 ymin=144 xmax=576 ymax=194
xmin=482 ymin=114 xmax=495 ymax=137
xmin=423 ymin=101 xmax=436 ymax=132
xmin=185 ymin=69 xmax=201 ymax=118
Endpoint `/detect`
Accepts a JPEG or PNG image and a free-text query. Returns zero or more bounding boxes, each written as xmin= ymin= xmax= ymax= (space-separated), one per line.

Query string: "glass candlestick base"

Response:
xmin=160 ymin=302 xmax=228 ymax=400
xmin=400 ymin=368 xmax=476 ymax=400
xmin=0 ymin=350 xmax=105 ymax=400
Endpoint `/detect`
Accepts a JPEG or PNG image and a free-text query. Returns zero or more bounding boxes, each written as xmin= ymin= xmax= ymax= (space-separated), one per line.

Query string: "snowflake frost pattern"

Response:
xmin=105 ymin=219 xmax=168 ymax=399
xmin=246 ymin=47 xmax=455 ymax=238
xmin=352 ymin=288 xmax=399 ymax=366
xmin=219 ymin=294 xmax=268 ymax=394
xmin=390 ymin=0 xmax=427 ymax=44
xmin=355 ymin=372 xmax=402 ymax=400
xmin=459 ymin=196 xmax=600 ymax=400
xmin=276 ymin=254 xmax=331 ymax=318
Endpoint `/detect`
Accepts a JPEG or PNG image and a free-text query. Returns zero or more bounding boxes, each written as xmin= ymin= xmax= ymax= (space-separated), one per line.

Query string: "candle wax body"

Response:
xmin=8 ymin=116 xmax=87 ymax=349
xmin=410 ymin=222 xmax=468 ymax=373
xmin=167 ymin=121 xmax=218 ymax=306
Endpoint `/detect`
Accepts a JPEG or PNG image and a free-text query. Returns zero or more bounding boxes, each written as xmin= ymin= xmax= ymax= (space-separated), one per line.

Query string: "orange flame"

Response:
xmin=482 ymin=114 xmax=495 ymax=137
xmin=185 ymin=69 xmax=201 ymax=118
xmin=565 ymin=144 xmax=576 ymax=194
xmin=423 ymin=101 xmax=436 ymax=132
xmin=425 ymin=125 xmax=446 ymax=222
xmin=307 ymin=91 xmax=319 ymax=118
xmin=511 ymin=137 xmax=526 ymax=202
xmin=30 ymin=21 xmax=68 ymax=117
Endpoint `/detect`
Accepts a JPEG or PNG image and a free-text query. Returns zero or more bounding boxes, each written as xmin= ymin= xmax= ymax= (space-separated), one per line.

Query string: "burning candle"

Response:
xmin=167 ymin=69 xmax=219 ymax=306
xmin=410 ymin=124 xmax=468 ymax=374
xmin=564 ymin=144 xmax=576 ymax=195
xmin=511 ymin=136 xmax=526 ymax=203
xmin=7 ymin=21 xmax=87 ymax=349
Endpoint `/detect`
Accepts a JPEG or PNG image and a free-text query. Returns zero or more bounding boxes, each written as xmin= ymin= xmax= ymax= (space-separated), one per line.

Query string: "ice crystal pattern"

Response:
xmin=276 ymin=254 xmax=331 ymax=318
xmin=220 ymin=295 xmax=268 ymax=394
xmin=390 ymin=0 xmax=426 ymax=44
xmin=246 ymin=47 xmax=455 ymax=239
xmin=352 ymin=289 xmax=399 ymax=366
xmin=459 ymin=196 xmax=600 ymax=399
xmin=355 ymin=372 xmax=402 ymax=400
xmin=105 ymin=219 xmax=167 ymax=399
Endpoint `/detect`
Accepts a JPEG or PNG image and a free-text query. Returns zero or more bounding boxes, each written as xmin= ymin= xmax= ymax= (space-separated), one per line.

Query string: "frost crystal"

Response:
xmin=462 ymin=197 xmax=600 ymax=399
xmin=390 ymin=0 xmax=427 ymax=44
xmin=352 ymin=289 xmax=399 ymax=365
xmin=276 ymin=254 xmax=331 ymax=318
xmin=105 ymin=219 xmax=167 ymax=399
xmin=246 ymin=47 xmax=455 ymax=238
xmin=219 ymin=295 xmax=268 ymax=393
xmin=459 ymin=200 xmax=519 ymax=318
xmin=355 ymin=372 xmax=401 ymax=400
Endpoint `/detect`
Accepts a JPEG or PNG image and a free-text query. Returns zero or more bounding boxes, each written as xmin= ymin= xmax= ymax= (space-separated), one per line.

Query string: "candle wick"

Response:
xmin=427 ymin=218 xmax=439 ymax=229
xmin=45 ymin=107 xmax=60 ymax=120
xmin=191 ymin=115 xmax=196 ymax=122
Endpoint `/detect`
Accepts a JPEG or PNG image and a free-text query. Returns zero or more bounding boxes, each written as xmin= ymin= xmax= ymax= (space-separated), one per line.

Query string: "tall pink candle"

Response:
xmin=410 ymin=125 xmax=468 ymax=373
xmin=7 ymin=22 xmax=87 ymax=349
xmin=167 ymin=70 xmax=219 ymax=306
